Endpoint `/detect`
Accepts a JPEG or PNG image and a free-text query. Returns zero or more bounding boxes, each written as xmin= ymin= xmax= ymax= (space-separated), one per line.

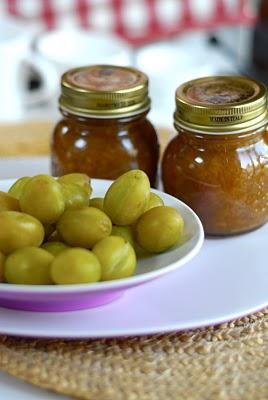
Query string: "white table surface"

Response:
xmin=0 ymin=157 xmax=50 ymax=180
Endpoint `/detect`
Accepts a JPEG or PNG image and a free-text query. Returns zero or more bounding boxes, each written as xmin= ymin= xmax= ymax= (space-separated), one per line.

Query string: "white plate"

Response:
xmin=0 ymin=178 xmax=203 ymax=312
xmin=0 ymin=219 xmax=267 ymax=338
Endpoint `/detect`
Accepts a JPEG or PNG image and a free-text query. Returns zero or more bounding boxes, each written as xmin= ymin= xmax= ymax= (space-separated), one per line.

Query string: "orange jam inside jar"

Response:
xmin=162 ymin=76 xmax=268 ymax=235
xmin=51 ymin=65 xmax=159 ymax=186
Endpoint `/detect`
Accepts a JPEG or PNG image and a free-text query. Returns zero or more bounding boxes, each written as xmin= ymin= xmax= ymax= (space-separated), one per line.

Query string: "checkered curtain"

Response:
xmin=1 ymin=0 xmax=257 ymax=44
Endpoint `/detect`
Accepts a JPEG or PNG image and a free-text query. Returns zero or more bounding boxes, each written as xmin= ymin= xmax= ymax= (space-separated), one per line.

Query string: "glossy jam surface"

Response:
xmin=52 ymin=112 xmax=159 ymax=187
xmin=162 ymin=127 xmax=268 ymax=235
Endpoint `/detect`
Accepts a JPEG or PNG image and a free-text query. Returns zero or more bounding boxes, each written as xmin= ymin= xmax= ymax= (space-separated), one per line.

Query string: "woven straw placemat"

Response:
xmin=0 ymin=120 xmax=53 ymax=156
xmin=0 ymin=309 xmax=268 ymax=400
xmin=0 ymin=121 xmax=174 ymax=157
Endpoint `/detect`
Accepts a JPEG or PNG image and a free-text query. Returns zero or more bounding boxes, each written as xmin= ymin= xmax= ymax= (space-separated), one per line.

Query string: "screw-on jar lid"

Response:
xmin=174 ymin=76 xmax=268 ymax=133
xmin=60 ymin=65 xmax=150 ymax=118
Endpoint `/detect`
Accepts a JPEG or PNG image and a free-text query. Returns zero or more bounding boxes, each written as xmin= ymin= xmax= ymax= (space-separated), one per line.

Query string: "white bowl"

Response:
xmin=0 ymin=179 xmax=204 ymax=312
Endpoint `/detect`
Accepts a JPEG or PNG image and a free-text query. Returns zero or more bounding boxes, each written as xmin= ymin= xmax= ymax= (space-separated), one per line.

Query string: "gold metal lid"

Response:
xmin=60 ymin=65 xmax=150 ymax=118
xmin=174 ymin=76 xmax=268 ymax=133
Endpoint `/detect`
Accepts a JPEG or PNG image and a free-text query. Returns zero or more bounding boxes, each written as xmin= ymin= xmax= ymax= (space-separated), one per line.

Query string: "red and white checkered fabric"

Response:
xmin=0 ymin=0 xmax=257 ymax=45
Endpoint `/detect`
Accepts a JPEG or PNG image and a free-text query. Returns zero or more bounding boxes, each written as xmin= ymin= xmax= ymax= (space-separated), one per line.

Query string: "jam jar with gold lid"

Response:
xmin=162 ymin=76 xmax=268 ymax=235
xmin=51 ymin=65 xmax=159 ymax=186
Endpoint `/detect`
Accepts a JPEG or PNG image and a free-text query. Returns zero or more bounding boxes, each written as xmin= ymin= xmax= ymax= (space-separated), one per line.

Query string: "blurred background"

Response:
xmin=0 ymin=0 xmax=267 ymax=175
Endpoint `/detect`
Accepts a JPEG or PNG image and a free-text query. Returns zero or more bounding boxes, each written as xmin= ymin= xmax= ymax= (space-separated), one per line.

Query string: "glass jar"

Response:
xmin=162 ymin=76 xmax=268 ymax=235
xmin=51 ymin=65 xmax=159 ymax=187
